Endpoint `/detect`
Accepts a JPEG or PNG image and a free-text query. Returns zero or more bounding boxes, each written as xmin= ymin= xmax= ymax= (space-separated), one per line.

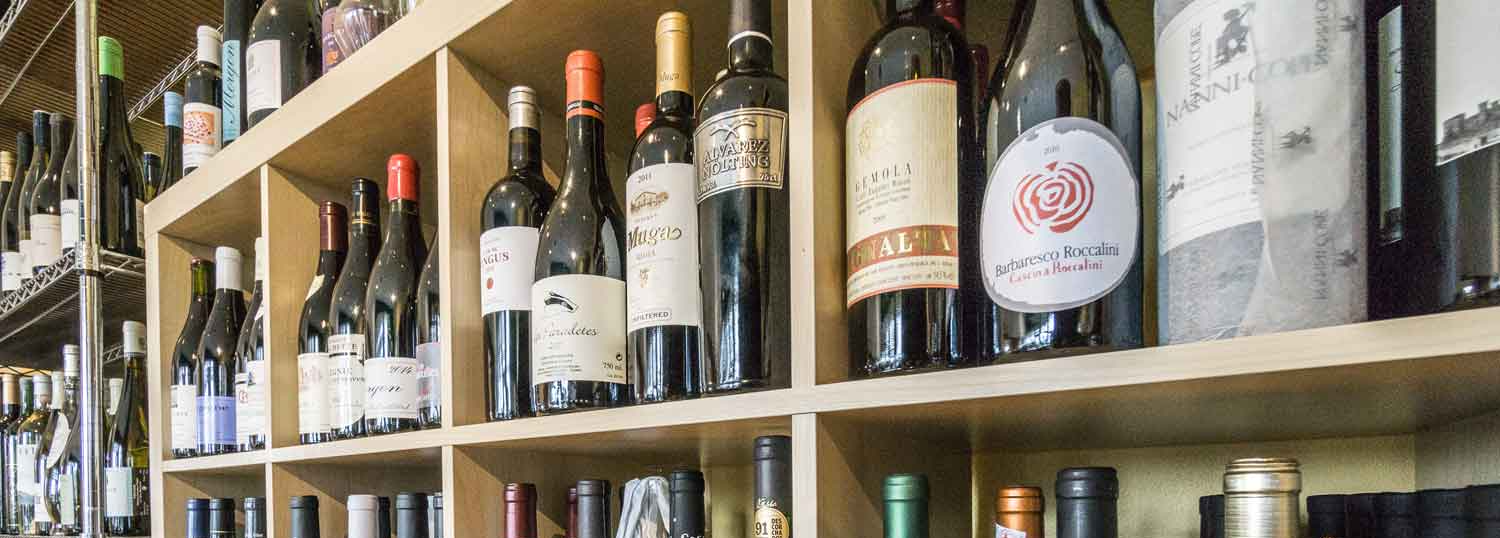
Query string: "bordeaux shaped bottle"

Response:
xmin=172 ymin=258 xmax=215 ymax=458
xmin=197 ymin=246 xmax=247 ymax=455
xmin=753 ymin=435 xmax=791 ymax=538
xmin=235 ymin=237 xmax=267 ymax=450
xmin=27 ymin=114 xmax=69 ymax=273
xmin=299 ymin=202 xmax=346 ymax=444
xmin=670 ymin=470 xmax=706 ymax=538
xmin=846 ymin=0 xmax=970 ymax=376
xmin=415 ymin=241 xmax=440 ymax=428
xmin=184 ymin=25 xmax=224 ymax=178
xmin=105 ymin=321 xmax=150 ymax=536
xmin=979 ymin=0 xmax=1142 ymax=360
xmin=531 ymin=51 xmax=629 ymax=415
xmin=481 ymin=86 xmax=556 ymax=422
xmin=627 ymin=12 xmax=702 ymax=403
xmin=161 ymin=91 xmax=185 ymax=192
xmin=246 ymin=0 xmax=320 ymax=128
xmin=364 ymin=155 xmax=427 ymax=435
xmin=695 ymin=0 xmax=789 ymax=394
xmin=330 ymin=178 xmax=381 ymax=439
xmin=99 ymin=37 xmax=148 ymax=257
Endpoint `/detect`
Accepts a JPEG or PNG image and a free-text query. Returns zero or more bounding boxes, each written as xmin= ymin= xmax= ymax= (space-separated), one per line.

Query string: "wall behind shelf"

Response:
xmin=1417 ymin=409 xmax=1500 ymax=489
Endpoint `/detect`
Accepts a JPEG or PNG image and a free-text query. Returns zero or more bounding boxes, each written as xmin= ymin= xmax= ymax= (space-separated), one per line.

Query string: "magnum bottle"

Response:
xmin=1057 ymin=467 xmax=1118 ymax=538
xmin=1307 ymin=495 xmax=1347 ymax=538
xmin=98 ymin=37 xmax=147 ymax=257
xmin=1416 ymin=489 xmax=1465 ymax=538
xmin=291 ymin=495 xmax=321 ymax=538
xmin=1376 ymin=493 xmax=1417 ymax=538
xmin=996 ymin=486 xmax=1043 ymax=538
xmin=754 ymin=435 xmax=791 ymax=538
xmin=481 ymin=86 xmax=556 ymax=422
xmin=574 ymin=480 xmax=611 ymax=538
xmin=396 ymin=492 xmax=428 ymax=538
xmin=365 ymin=155 xmax=428 ymax=435
xmin=883 ymin=474 xmax=930 ymax=538
xmin=300 ymin=202 xmax=347 ymax=443
xmin=330 ymin=178 xmax=382 ymax=439
xmin=628 ymin=11 xmax=703 ymax=402
xmin=696 ymin=0 xmax=789 ymax=393
xmin=846 ymin=0 xmax=970 ymax=376
xmin=171 ymin=258 xmax=215 ymax=457
xmin=1223 ymin=459 xmax=1296 ymax=538
xmin=670 ymin=470 xmax=706 ymax=538
xmin=505 ymin=483 xmax=538 ymax=538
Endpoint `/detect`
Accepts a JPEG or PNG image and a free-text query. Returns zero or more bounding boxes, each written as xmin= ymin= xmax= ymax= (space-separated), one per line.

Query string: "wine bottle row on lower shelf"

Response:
xmin=188 ymin=494 xmax=441 ymax=538
xmin=0 ymin=321 xmax=152 ymax=537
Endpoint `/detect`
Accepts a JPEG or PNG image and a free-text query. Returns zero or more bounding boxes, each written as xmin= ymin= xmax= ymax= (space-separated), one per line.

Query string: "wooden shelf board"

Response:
xmin=269 ymin=428 xmax=448 ymax=467
xmin=160 ymin=450 xmax=266 ymax=476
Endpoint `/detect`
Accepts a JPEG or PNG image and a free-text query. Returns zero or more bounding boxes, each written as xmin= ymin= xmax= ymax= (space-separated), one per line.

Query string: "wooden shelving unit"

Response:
xmin=142 ymin=1 xmax=1500 ymax=538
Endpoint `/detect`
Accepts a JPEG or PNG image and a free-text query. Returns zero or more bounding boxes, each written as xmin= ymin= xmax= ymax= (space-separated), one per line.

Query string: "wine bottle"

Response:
xmin=379 ymin=496 xmax=392 ymax=538
xmin=574 ymin=480 xmax=610 ymax=538
xmin=142 ymin=152 xmax=162 ymax=202
xmin=246 ymin=0 xmax=319 ymax=128
xmin=99 ymin=37 xmax=148 ymax=257
xmin=979 ymin=0 xmax=1142 ymax=358
xmin=0 ymin=130 xmax=31 ymax=293
xmin=0 ymin=152 xmax=13 ymax=278
xmin=13 ymin=372 xmax=49 ymax=535
xmin=415 ymin=239 xmax=440 ymax=428
xmin=162 ymin=91 xmax=185 ymax=192
xmin=329 ymin=0 xmax=400 ymax=65
xmin=995 ymin=486 xmax=1044 ymax=538
xmin=16 ymin=112 xmax=50 ymax=259
xmin=28 ymin=114 xmax=70 ymax=273
xmin=59 ymin=133 xmax=80 ymax=254
xmin=1056 ymin=467 xmax=1117 ymax=538
xmin=223 ymin=0 xmax=260 ymax=145
xmin=634 ymin=103 xmax=656 ymax=139
xmin=846 ymin=0 xmax=970 ymax=376
xmin=1155 ymin=0 xmax=1367 ymax=342
xmin=505 ymin=483 xmax=537 ymax=538
xmin=695 ymin=0 xmax=789 ymax=393
xmin=670 ymin=470 xmax=705 ymax=538
xmin=627 ymin=12 xmax=703 ymax=403
xmin=246 ymin=497 xmax=268 ymax=538
xmin=185 ymin=498 xmax=209 ymax=538
xmin=531 ymin=51 xmax=629 ymax=415
xmin=329 ymin=177 xmax=381 ymax=439
xmin=172 ymin=258 xmax=215 ymax=458
xmin=567 ymin=487 xmax=578 ymax=538
xmin=882 ymin=474 xmax=929 ymax=538
xmin=364 ymin=155 xmax=427 ymax=435
xmin=753 ymin=435 xmax=791 ymax=538
xmin=319 ymin=2 xmax=344 ymax=74
xmin=396 ymin=493 xmax=428 ymax=538
xmin=106 ymin=377 xmax=124 ymax=423
xmin=429 ymin=493 xmax=443 ymax=538
xmin=197 ymin=246 xmax=247 ymax=456
xmin=184 ymin=26 xmax=224 ymax=177
xmin=350 ymin=494 xmax=379 ymax=538
xmin=300 ymin=202 xmax=346 ymax=444
xmin=480 ymin=86 xmax=556 ymax=422
xmin=291 ymin=496 xmax=321 ymax=538
xmin=235 ymin=236 xmax=267 ymax=450
xmin=41 ymin=347 xmax=81 ymax=535
xmin=105 ymin=321 xmax=150 ymax=536
xmin=0 ymin=373 xmax=17 ymax=533
xmin=209 ymin=498 xmax=235 ymax=538
xmin=1307 ymin=495 xmax=1347 ymax=538
xmin=3 ymin=376 xmax=33 ymax=533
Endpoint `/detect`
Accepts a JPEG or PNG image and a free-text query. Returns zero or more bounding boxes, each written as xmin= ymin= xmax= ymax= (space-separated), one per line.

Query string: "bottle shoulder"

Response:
xmin=697 ymin=71 xmax=789 ymax=122
xmin=629 ymin=117 xmax=695 ymax=173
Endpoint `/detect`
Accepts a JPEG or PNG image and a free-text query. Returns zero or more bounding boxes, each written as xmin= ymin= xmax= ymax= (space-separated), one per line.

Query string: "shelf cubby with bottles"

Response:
xmin=142 ymin=1 xmax=1500 ymax=538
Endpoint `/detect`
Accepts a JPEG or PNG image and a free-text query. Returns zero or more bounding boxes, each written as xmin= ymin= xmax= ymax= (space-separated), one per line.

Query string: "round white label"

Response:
xmin=980 ymin=117 xmax=1139 ymax=313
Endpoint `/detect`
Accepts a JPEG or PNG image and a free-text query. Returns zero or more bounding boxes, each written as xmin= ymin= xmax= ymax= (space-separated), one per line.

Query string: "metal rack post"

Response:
xmin=72 ymin=0 xmax=105 ymax=536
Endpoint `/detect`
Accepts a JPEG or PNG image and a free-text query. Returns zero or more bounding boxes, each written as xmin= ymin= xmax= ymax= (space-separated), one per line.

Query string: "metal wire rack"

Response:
xmin=0 ymin=250 xmax=144 ymax=367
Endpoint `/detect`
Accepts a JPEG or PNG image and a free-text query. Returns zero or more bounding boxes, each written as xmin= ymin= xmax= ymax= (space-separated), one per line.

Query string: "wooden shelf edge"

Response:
xmin=160 ymin=450 xmax=267 ymax=474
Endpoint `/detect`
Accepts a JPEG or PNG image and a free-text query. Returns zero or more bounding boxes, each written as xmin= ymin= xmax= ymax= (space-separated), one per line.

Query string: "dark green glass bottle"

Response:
xmin=884 ymin=474 xmax=929 ymax=538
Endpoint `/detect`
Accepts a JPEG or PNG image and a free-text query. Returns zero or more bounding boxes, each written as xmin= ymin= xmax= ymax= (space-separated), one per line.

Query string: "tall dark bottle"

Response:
xmin=223 ymin=0 xmax=261 ymax=145
xmin=235 ymin=236 xmax=267 ymax=450
xmin=329 ymin=178 xmax=381 ymax=439
xmin=185 ymin=499 xmax=209 ymax=538
xmin=3 ymin=132 xmax=32 ymax=256
xmin=531 ymin=51 xmax=629 ymax=415
xmin=16 ymin=112 xmax=50 ymax=259
xmin=364 ymin=155 xmax=427 ymax=435
xmin=395 ymin=493 xmax=428 ymax=538
xmin=246 ymin=497 xmax=268 ymax=538
xmin=299 ymin=202 xmax=346 ymax=444
xmin=627 ymin=12 xmax=702 ymax=402
xmin=161 ymin=91 xmax=184 ymax=193
xmin=1055 ymin=467 xmax=1117 ymax=538
xmin=171 ymin=258 xmax=214 ymax=458
xmin=753 ymin=435 xmax=791 ymax=538
xmin=481 ymin=86 xmax=556 ymax=422
xmin=197 ymin=246 xmax=247 ymax=456
xmin=695 ymin=0 xmax=789 ymax=393
xmin=246 ymin=0 xmax=319 ymax=128
xmin=27 ymin=114 xmax=69 ymax=273
xmin=98 ymin=37 xmax=148 ymax=257
xmin=846 ymin=0 xmax=970 ymax=376
xmin=290 ymin=496 xmax=321 ymax=538
xmin=505 ymin=483 xmax=538 ymax=538
xmin=670 ymin=470 xmax=706 ymax=538
xmin=415 ymin=241 xmax=440 ymax=428
xmin=105 ymin=321 xmax=149 ymax=536
xmin=209 ymin=499 xmax=235 ymax=538
xmin=978 ymin=0 xmax=1142 ymax=359
xmin=183 ymin=26 xmax=224 ymax=178
xmin=574 ymin=480 xmax=610 ymax=538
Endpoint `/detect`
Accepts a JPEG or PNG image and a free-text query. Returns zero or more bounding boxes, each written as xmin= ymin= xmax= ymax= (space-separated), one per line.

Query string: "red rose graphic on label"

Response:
xmin=981 ymin=118 xmax=1139 ymax=313
xmin=1012 ymin=161 xmax=1095 ymax=234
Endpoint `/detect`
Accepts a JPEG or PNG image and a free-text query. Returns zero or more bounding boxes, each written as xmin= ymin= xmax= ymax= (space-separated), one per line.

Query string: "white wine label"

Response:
xmin=234 ymin=360 xmax=266 ymax=445
xmin=61 ymin=200 xmax=79 ymax=250
xmin=182 ymin=102 xmax=223 ymax=171
xmin=104 ymin=466 xmax=133 ymax=517
xmin=28 ymin=214 xmax=61 ymax=269
xmin=328 ymin=334 xmax=366 ymax=429
xmin=365 ymin=356 xmax=419 ymax=420
xmin=625 ymin=162 xmax=703 ymax=331
xmin=170 ymin=383 xmax=197 ymax=450
xmin=844 ymin=79 xmax=960 ymax=306
xmin=245 ymin=39 xmax=283 ymax=115
xmin=416 ymin=342 xmax=440 ymax=409
xmin=1155 ymin=0 xmax=1262 ymax=253
xmin=45 ymin=414 xmax=70 ymax=467
xmin=58 ymin=473 xmax=75 ymax=525
xmin=1435 ymin=0 xmax=1500 ymax=165
xmin=298 ymin=352 xmax=330 ymax=434
xmin=1377 ymin=7 xmax=1404 ymax=239
xmin=16 ymin=443 xmax=36 ymax=496
xmin=995 ymin=524 xmax=1027 ymax=538
xmin=694 ymin=107 xmax=788 ymax=200
xmin=981 ymin=117 xmax=1139 ymax=313
xmin=529 ymin=274 xmax=627 ymax=386
xmin=2 ymin=251 xmax=23 ymax=291
xmin=479 ymin=226 xmax=540 ymax=314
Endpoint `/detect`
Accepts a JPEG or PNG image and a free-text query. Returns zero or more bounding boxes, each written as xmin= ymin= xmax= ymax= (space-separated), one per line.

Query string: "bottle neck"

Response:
xmin=317 ymin=248 xmax=345 ymax=277
xmin=883 ymin=499 xmax=930 ymax=538
xmin=47 ymin=121 xmax=71 ymax=178
xmin=655 ymin=91 xmax=693 ymax=120
xmin=729 ymin=35 xmax=774 ymax=74
xmin=386 ymin=198 xmax=420 ymax=240
xmin=561 ymin=112 xmax=608 ymax=198
xmin=102 ymin=74 xmax=131 ymax=127
xmin=508 ymin=127 xmax=543 ymax=175
xmin=17 ymin=383 xmax=31 ymax=416
xmin=192 ymin=265 xmax=214 ymax=298
xmin=1016 ymin=0 xmax=1086 ymax=43
xmin=888 ymin=0 xmax=933 ymax=19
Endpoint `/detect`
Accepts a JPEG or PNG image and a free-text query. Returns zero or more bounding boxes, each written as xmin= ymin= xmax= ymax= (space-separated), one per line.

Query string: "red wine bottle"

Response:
xmin=414 ymin=236 xmax=440 ymax=428
xmin=978 ymin=0 xmax=1142 ymax=359
xmin=846 ymin=0 xmax=971 ymax=377
xmin=574 ymin=480 xmax=610 ymax=538
xmin=197 ymin=247 xmax=247 ymax=455
xmin=99 ymin=37 xmax=147 ymax=257
xmin=223 ymin=0 xmax=263 ymax=144
xmin=627 ymin=12 xmax=702 ymax=403
xmin=504 ymin=483 xmax=537 ymax=538
xmin=234 ymin=236 xmax=267 ymax=450
xmin=160 ymin=92 xmax=184 ymax=192
xmin=695 ymin=0 xmax=788 ymax=393
xmin=170 ymin=258 xmax=214 ymax=458
xmin=329 ymin=178 xmax=381 ymax=439
xmin=481 ymin=87 xmax=555 ymax=422
xmin=27 ymin=114 xmax=70 ymax=273
xmin=184 ymin=26 xmax=224 ymax=177
xmin=364 ymin=155 xmax=427 ymax=435
xmin=246 ymin=0 xmax=319 ymax=128
xmin=299 ymin=202 xmax=346 ymax=444
xmin=531 ymin=51 xmax=629 ymax=415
